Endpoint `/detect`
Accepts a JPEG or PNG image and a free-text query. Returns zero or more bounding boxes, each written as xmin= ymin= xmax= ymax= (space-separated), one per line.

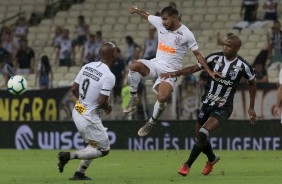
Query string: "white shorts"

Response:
xmin=139 ymin=59 xmax=178 ymax=93
xmin=72 ymin=109 xmax=110 ymax=151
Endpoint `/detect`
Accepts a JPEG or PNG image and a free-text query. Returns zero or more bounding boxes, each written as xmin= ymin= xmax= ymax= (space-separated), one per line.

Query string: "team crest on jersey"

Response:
xmin=174 ymin=36 xmax=182 ymax=45
xmin=229 ymin=70 xmax=237 ymax=78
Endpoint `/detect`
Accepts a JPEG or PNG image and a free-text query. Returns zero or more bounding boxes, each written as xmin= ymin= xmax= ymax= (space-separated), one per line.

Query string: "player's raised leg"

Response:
xmin=138 ymin=81 xmax=173 ymax=136
xmin=58 ymin=152 xmax=70 ymax=173
xmin=123 ymin=60 xmax=150 ymax=113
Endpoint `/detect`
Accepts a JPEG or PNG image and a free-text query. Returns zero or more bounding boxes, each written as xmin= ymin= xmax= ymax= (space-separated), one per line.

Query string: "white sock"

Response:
xmin=70 ymin=145 xmax=102 ymax=160
xmin=76 ymin=160 xmax=93 ymax=174
xmin=128 ymin=69 xmax=141 ymax=93
xmin=152 ymin=101 xmax=167 ymax=121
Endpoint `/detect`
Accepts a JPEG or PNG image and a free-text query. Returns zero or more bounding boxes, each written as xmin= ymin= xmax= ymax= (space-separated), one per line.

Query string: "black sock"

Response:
xmin=202 ymin=140 xmax=215 ymax=162
xmin=184 ymin=143 xmax=202 ymax=168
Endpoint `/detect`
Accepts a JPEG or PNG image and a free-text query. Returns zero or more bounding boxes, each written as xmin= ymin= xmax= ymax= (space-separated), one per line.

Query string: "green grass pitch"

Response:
xmin=0 ymin=150 xmax=281 ymax=184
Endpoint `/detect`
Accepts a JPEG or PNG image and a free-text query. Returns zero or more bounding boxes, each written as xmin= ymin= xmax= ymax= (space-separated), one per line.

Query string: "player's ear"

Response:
xmin=172 ymin=14 xmax=177 ymax=20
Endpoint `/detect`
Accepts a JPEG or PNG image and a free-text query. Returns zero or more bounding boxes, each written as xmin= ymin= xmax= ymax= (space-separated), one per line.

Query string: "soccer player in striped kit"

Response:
xmin=161 ymin=33 xmax=257 ymax=176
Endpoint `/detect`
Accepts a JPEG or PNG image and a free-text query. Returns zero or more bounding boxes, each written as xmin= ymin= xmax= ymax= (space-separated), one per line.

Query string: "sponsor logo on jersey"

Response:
xmin=85 ymin=66 xmax=103 ymax=77
xmin=74 ymin=101 xmax=86 ymax=115
xmin=214 ymin=77 xmax=233 ymax=85
xmin=158 ymin=42 xmax=176 ymax=54
xmin=207 ymin=93 xmax=226 ymax=102
xmin=83 ymin=71 xmax=100 ymax=81
xmin=232 ymin=65 xmax=242 ymax=71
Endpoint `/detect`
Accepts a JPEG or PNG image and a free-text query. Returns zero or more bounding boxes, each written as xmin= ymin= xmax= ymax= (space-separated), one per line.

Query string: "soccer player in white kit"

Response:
xmin=57 ymin=42 xmax=117 ymax=180
xmin=124 ymin=5 xmax=221 ymax=137
xmin=274 ymin=69 xmax=282 ymax=119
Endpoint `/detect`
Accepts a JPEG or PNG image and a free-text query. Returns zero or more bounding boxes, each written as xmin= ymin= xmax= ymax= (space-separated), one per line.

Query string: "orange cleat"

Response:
xmin=202 ymin=154 xmax=220 ymax=175
xmin=178 ymin=164 xmax=190 ymax=176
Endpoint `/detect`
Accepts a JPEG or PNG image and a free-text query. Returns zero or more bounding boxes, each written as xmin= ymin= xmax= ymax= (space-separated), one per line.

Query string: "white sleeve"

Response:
xmin=74 ymin=66 xmax=84 ymax=84
xmin=279 ymin=69 xmax=282 ymax=84
xmin=101 ymin=76 xmax=116 ymax=96
xmin=186 ymin=31 xmax=199 ymax=51
xmin=148 ymin=15 xmax=162 ymax=29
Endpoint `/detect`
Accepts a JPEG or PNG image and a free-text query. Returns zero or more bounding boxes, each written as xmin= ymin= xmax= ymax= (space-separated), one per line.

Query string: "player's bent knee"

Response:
xmin=101 ymin=150 xmax=109 ymax=157
xmin=157 ymin=94 xmax=169 ymax=103
xmin=129 ymin=61 xmax=141 ymax=71
xmin=196 ymin=128 xmax=209 ymax=148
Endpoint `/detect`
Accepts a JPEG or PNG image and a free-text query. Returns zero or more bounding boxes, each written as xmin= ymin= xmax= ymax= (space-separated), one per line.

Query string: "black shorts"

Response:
xmin=198 ymin=104 xmax=231 ymax=126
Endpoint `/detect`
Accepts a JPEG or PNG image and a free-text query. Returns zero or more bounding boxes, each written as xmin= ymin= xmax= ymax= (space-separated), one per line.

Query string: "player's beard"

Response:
xmin=164 ymin=21 xmax=174 ymax=31
xmin=165 ymin=24 xmax=173 ymax=31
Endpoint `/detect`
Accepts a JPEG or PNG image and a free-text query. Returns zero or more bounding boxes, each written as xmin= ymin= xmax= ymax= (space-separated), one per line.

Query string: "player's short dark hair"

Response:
xmin=226 ymin=33 xmax=242 ymax=48
xmin=160 ymin=6 xmax=178 ymax=17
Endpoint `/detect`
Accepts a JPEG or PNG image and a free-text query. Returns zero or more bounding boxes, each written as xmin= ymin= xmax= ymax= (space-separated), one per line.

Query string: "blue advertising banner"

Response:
xmin=0 ymin=120 xmax=281 ymax=150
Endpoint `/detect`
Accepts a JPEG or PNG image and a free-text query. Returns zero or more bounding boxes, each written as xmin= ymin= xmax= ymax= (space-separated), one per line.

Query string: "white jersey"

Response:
xmin=279 ymin=69 xmax=282 ymax=84
xmin=74 ymin=61 xmax=116 ymax=121
xmin=148 ymin=15 xmax=199 ymax=70
xmin=58 ymin=38 xmax=73 ymax=59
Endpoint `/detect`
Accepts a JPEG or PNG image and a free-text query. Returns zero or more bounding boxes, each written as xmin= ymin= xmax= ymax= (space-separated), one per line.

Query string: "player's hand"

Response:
xmin=104 ymin=104 xmax=112 ymax=114
xmin=160 ymin=72 xmax=176 ymax=79
xmin=209 ymin=71 xmax=223 ymax=78
xmin=129 ymin=5 xmax=138 ymax=14
xmin=273 ymin=105 xmax=281 ymax=116
xmin=248 ymin=108 xmax=256 ymax=124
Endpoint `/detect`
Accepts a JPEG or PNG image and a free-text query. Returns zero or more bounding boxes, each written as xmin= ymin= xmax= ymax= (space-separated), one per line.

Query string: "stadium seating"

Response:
xmin=0 ymin=0 xmax=278 ymax=91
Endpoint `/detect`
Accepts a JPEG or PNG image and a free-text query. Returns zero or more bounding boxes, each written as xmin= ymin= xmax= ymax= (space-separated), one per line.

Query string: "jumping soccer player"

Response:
xmin=124 ymin=5 xmax=221 ymax=137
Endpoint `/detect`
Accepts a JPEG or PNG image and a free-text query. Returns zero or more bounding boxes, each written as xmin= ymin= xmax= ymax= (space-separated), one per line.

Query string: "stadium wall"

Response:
xmin=0 ymin=120 xmax=281 ymax=150
xmin=0 ymin=84 xmax=279 ymax=121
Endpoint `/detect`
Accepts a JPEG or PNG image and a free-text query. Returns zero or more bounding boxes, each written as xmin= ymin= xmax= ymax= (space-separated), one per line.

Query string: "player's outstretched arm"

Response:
xmin=129 ymin=5 xmax=150 ymax=20
xmin=160 ymin=64 xmax=201 ymax=79
xmin=193 ymin=50 xmax=222 ymax=78
xmin=247 ymin=79 xmax=256 ymax=124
